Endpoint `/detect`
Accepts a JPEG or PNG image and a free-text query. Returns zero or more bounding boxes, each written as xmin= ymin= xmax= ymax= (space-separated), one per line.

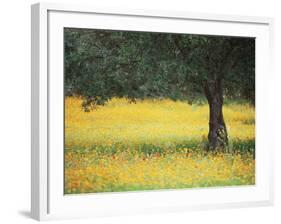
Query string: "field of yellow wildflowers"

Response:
xmin=64 ymin=97 xmax=255 ymax=194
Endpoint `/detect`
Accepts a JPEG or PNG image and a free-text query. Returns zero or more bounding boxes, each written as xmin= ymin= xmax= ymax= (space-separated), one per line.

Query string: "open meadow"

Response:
xmin=64 ymin=97 xmax=255 ymax=194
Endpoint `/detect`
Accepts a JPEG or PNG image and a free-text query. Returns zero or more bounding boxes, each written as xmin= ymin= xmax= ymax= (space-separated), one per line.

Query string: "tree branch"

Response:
xmin=219 ymin=45 xmax=241 ymax=79
xmin=203 ymin=81 xmax=213 ymax=103
xmin=173 ymin=36 xmax=190 ymax=61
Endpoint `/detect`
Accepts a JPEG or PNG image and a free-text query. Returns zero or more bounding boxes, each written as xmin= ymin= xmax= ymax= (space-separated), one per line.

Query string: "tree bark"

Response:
xmin=204 ymin=79 xmax=228 ymax=150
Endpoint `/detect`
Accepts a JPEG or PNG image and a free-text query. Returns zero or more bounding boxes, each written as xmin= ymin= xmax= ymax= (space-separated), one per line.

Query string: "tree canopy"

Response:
xmin=64 ymin=28 xmax=255 ymax=149
xmin=65 ymin=28 xmax=255 ymax=110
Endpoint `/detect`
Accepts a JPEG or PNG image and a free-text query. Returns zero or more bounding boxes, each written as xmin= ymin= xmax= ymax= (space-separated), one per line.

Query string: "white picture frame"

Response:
xmin=31 ymin=2 xmax=274 ymax=221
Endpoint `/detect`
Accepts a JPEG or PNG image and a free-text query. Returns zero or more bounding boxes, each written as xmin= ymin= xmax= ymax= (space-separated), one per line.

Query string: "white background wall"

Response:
xmin=0 ymin=0 xmax=280 ymax=223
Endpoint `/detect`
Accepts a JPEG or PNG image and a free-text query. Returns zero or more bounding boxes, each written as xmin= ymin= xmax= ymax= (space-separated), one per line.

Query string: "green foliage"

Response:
xmin=66 ymin=138 xmax=254 ymax=157
xmin=64 ymin=28 xmax=255 ymax=110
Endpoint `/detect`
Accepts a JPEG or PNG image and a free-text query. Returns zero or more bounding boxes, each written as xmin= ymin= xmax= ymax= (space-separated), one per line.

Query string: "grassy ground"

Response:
xmin=64 ymin=97 xmax=255 ymax=194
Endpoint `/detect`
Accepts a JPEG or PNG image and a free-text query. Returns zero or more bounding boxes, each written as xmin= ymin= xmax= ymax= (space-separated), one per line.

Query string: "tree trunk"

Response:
xmin=204 ymin=79 xmax=228 ymax=150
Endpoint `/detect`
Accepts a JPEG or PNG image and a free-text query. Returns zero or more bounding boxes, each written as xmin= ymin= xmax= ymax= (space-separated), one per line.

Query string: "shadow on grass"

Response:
xmin=66 ymin=138 xmax=255 ymax=157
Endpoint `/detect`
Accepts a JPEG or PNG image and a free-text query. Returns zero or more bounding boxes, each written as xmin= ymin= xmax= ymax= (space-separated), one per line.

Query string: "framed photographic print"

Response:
xmin=31 ymin=2 xmax=274 ymax=221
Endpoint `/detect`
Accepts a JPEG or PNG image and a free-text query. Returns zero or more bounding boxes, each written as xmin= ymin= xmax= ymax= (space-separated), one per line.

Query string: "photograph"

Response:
xmin=63 ymin=28 xmax=255 ymax=194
